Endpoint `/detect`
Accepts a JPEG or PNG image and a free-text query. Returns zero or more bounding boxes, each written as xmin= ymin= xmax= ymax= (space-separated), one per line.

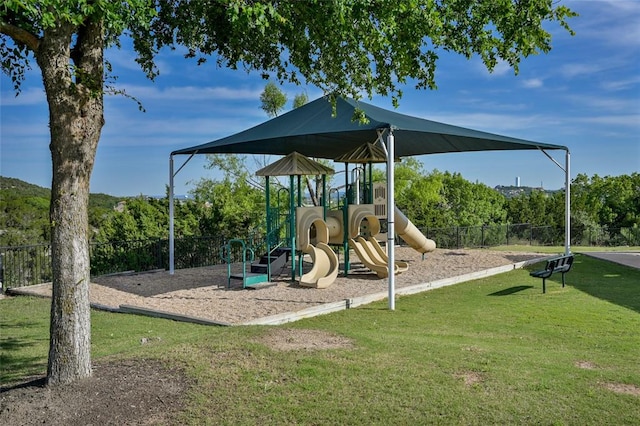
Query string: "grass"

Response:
xmin=2 ymin=252 xmax=639 ymax=424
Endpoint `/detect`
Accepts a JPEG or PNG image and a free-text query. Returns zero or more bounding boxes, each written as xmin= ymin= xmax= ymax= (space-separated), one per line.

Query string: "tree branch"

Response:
xmin=0 ymin=21 xmax=40 ymax=51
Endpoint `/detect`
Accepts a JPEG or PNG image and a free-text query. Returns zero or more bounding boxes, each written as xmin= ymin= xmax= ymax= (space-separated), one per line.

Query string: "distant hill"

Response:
xmin=0 ymin=176 xmax=123 ymax=209
xmin=494 ymin=185 xmax=561 ymax=199
xmin=0 ymin=176 xmax=50 ymax=198
xmin=0 ymin=176 xmax=124 ymax=246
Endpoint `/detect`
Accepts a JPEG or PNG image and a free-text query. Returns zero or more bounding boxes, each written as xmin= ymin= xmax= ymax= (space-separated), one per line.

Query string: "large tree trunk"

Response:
xmin=36 ymin=20 xmax=104 ymax=386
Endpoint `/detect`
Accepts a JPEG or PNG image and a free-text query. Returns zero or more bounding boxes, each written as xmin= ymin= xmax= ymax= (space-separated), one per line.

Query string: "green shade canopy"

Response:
xmin=172 ymin=96 xmax=567 ymax=159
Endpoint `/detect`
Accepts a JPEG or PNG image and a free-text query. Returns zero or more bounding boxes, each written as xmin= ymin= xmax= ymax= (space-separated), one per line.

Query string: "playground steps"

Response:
xmin=230 ymin=272 xmax=269 ymax=287
xmin=251 ymin=247 xmax=291 ymax=278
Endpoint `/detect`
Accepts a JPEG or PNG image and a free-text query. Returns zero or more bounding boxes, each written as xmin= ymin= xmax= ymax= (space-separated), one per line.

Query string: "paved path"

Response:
xmin=582 ymin=252 xmax=640 ymax=270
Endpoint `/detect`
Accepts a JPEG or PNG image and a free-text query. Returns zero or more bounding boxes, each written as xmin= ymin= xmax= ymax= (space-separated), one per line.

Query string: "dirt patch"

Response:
xmin=257 ymin=328 xmax=355 ymax=351
xmin=454 ymin=371 xmax=484 ymax=387
xmin=575 ymin=360 xmax=598 ymax=370
xmin=601 ymin=382 xmax=640 ymax=396
xmin=0 ymin=359 xmax=190 ymax=426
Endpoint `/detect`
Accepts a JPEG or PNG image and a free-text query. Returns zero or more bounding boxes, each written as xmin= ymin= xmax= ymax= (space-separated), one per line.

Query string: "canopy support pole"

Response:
xmin=386 ymin=129 xmax=396 ymax=311
xmin=169 ymin=152 xmax=197 ymax=274
xmin=564 ymin=150 xmax=571 ymax=255
xmin=538 ymin=147 xmax=571 ymax=255
xmin=344 ymin=162 xmax=350 ymax=274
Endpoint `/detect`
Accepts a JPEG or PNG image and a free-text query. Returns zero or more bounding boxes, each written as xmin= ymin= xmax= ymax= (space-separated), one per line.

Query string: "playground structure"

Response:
xmin=223 ymin=150 xmax=436 ymax=289
xmin=170 ymin=95 xmax=572 ymax=310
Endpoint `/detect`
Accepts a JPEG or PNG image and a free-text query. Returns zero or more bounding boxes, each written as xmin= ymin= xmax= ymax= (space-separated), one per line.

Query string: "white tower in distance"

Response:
xmin=515 ymin=176 xmax=521 ymax=187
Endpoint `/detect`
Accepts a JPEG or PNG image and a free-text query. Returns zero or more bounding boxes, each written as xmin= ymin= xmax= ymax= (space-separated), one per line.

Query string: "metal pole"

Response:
xmin=565 ymin=150 xmax=571 ymax=255
xmin=344 ymin=162 xmax=350 ymax=274
xmin=169 ymin=155 xmax=175 ymax=274
xmin=368 ymin=162 xmax=373 ymax=204
xmin=290 ymin=175 xmax=296 ymax=280
xmin=168 ymin=152 xmax=196 ymax=275
xmin=265 ymin=176 xmax=271 ymax=279
xmin=322 ymin=174 xmax=327 ymax=219
xmin=352 ymin=166 xmax=361 ymax=205
xmin=387 ymin=129 xmax=395 ymax=311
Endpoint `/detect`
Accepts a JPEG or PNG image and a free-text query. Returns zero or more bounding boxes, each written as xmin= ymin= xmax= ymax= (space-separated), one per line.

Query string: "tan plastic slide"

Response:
xmin=348 ymin=238 xmax=401 ymax=279
xmin=299 ymin=242 xmax=339 ymax=288
xmin=296 ymin=207 xmax=339 ymax=288
xmin=394 ymin=206 xmax=436 ymax=254
xmin=359 ymin=236 xmax=409 ymax=272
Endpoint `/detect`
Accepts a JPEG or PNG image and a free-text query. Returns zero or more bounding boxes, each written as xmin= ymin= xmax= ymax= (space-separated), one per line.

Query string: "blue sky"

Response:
xmin=1 ymin=0 xmax=638 ymax=197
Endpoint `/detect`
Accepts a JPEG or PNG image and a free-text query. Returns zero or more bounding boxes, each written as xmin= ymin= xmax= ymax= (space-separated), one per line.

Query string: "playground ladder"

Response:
xmin=221 ymin=239 xmax=269 ymax=289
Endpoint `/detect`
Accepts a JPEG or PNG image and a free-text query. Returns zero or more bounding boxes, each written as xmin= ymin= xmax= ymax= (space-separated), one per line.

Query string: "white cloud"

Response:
xmin=105 ymin=45 xmax=174 ymax=76
xmin=567 ymin=93 xmax=640 ymax=113
xmin=600 ymin=75 xmax=640 ymax=91
xmin=107 ymin=84 xmax=264 ymax=103
xmin=489 ymin=59 xmax=512 ymax=76
xmin=475 ymin=58 xmax=513 ymax=77
xmin=560 ymin=63 xmax=606 ymax=79
xmin=579 ymin=113 xmax=640 ymax=127
xmin=100 ymin=102 xmax=267 ymax=149
xmin=565 ymin=0 xmax=640 ymax=47
xmin=416 ymin=111 xmax=553 ymax=135
xmin=522 ymin=78 xmax=544 ymax=89
xmin=0 ymin=86 xmax=46 ymax=106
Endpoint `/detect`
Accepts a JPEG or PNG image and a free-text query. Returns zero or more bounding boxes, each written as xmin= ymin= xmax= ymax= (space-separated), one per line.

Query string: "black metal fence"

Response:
xmin=2 ymin=224 xmax=638 ymax=289
xmin=424 ymin=223 xmax=563 ymax=248
xmin=423 ymin=224 xmax=639 ymax=249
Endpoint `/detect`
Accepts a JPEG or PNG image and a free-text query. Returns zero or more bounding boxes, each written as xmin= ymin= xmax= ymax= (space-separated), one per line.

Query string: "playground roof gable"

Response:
xmin=172 ymin=96 xmax=567 ymax=159
xmin=256 ymin=151 xmax=335 ymax=176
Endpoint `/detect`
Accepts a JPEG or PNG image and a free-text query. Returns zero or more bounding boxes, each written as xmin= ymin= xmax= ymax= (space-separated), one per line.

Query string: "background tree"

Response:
xmin=392 ymin=159 xmax=443 ymax=228
xmin=1 ymin=0 xmax=575 ymax=385
xmin=260 ymin=81 xmax=287 ymax=117
xmin=191 ymin=156 xmax=264 ymax=239
xmin=258 ymin=83 xmax=324 ymax=206
xmin=293 ymin=92 xmax=309 ymax=109
xmin=506 ymin=190 xmax=548 ymax=226
xmin=437 ymin=172 xmax=507 ymax=227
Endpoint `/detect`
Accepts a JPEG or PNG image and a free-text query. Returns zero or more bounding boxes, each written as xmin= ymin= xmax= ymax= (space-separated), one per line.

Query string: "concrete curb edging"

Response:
xmin=119 ymin=304 xmax=233 ymax=326
xmin=5 ymin=256 xmax=548 ymax=327
xmin=240 ymin=257 xmax=547 ymax=326
xmin=6 ymin=284 xmax=124 ymax=313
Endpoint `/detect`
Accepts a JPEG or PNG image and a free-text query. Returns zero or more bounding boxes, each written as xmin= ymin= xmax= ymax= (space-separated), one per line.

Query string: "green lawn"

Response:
xmin=2 ymin=253 xmax=639 ymax=424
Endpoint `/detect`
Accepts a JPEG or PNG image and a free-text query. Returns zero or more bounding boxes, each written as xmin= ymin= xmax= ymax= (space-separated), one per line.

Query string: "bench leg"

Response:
xmin=542 ymin=278 xmax=546 ymax=294
xmin=561 ymin=273 xmax=566 ymax=288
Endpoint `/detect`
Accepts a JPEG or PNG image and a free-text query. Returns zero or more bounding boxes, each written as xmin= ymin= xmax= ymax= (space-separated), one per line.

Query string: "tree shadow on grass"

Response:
xmin=0 ymin=333 xmax=48 ymax=385
xmin=534 ymin=254 xmax=640 ymax=314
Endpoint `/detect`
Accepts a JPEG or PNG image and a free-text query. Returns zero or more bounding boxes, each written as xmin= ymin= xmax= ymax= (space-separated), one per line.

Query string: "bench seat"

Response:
xmin=530 ymin=254 xmax=574 ymax=293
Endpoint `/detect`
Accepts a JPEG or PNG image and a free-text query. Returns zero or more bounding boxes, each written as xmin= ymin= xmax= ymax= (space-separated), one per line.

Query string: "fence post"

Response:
xmin=529 ymin=224 xmax=533 ymax=246
xmin=506 ymin=224 xmax=510 ymax=246
xmin=156 ymin=239 xmax=162 ymax=270
xmin=0 ymin=253 xmax=3 ymax=293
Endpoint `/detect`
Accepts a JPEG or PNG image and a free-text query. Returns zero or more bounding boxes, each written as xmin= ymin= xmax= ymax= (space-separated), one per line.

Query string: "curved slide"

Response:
xmin=300 ymin=242 xmax=339 ymax=288
xmin=360 ymin=236 xmax=409 ymax=272
xmin=296 ymin=207 xmax=339 ymax=288
xmin=394 ymin=207 xmax=436 ymax=254
xmin=349 ymin=238 xmax=398 ymax=278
